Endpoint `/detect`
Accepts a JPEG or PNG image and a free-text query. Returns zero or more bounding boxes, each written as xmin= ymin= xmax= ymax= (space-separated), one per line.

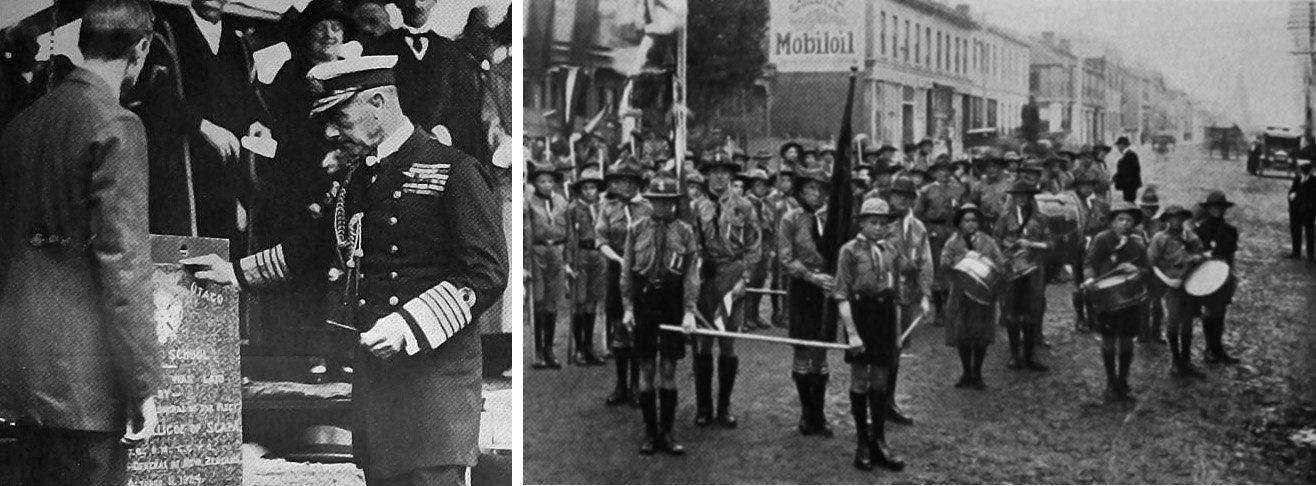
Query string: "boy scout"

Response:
xmin=916 ymin=159 xmax=963 ymax=326
xmin=528 ymin=159 xmax=571 ymax=370
xmin=883 ymin=177 xmax=932 ymax=425
xmin=970 ymin=156 xmax=1012 ymax=234
xmin=621 ymin=172 xmax=700 ymax=456
xmin=997 ymin=181 xmax=1053 ymax=371
xmin=598 ymin=156 xmax=654 ymax=405
xmin=567 ymin=166 xmax=608 ymax=366
xmin=835 ymin=198 xmax=907 ymax=472
xmin=738 ymin=168 xmax=775 ymax=330
xmin=1134 ymin=187 xmax=1167 ymax=344
xmin=692 ymin=150 xmax=761 ymax=428
xmin=1070 ymin=171 xmax=1110 ymax=333
xmin=779 ymin=167 xmax=837 ymax=437
xmin=1148 ymin=204 xmax=1211 ymax=378
xmin=1193 ymin=191 xmax=1241 ymax=364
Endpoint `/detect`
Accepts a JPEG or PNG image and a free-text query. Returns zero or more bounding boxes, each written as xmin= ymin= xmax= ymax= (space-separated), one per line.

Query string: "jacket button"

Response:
xmin=357 ymin=298 xmax=366 ymax=307
xmin=389 ymin=271 xmax=399 ymax=280
xmin=393 ymin=190 xmax=402 ymax=199
xmin=388 ymin=216 xmax=398 ymax=226
xmin=389 ymin=244 xmax=399 ymax=254
xmin=389 ymin=296 xmax=400 ymax=306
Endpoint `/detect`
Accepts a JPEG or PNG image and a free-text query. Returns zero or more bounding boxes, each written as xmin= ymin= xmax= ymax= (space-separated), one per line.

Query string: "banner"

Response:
xmin=769 ymin=0 xmax=864 ymax=72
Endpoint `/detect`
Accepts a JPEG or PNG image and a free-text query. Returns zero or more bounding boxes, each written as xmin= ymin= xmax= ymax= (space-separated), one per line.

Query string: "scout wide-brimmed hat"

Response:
xmin=1093 ymin=142 xmax=1113 ymax=153
xmin=855 ymin=197 xmax=897 ymax=220
xmin=793 ymin=167 xmax=831 ymax=191
xmin=735 ymin=168 xmax=770 ymax=184
xmin=929 ymin=158 xmax=953 ymax=173
xmin=780 ymin=141 xmax=804 ymax=158
xmin=1016 ymin=159 xmax=1044 ymax=174
xmin=1071 ymin=170 xmax=1101 ymax=187
xmin=1108 ymin=200 xmax=1143 ymax=224
xmin=954 ymin=203 xmax=986 ymax=226
xmin=573 ymin=166 xmax=604 ymax=190
xmin=1156 ymin=204 xmax=1193 ymax=221
xmin=700 ymin=150 xmax=742 ymax=173
xmin=528 ymin=159 xmax=562 ymax=181
xmin=888 ymin=177 xmax=920 ymax=197
xmin=684 ymin=170 xmax=707 ymax=187
xmin=643 ymin=172 xmax=683 ymax=199
xmin=1199 ymin=190 xmax=1236 ymax=208
xmin=1138 ymin=186 xmax=1161 ymax=208
xmin=605 ymin=156 xmax=646 ymax=182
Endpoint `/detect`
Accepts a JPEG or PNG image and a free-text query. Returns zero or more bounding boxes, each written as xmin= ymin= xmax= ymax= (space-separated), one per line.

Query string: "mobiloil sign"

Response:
xmin=770 ymin=0 xmax=863 ymax=72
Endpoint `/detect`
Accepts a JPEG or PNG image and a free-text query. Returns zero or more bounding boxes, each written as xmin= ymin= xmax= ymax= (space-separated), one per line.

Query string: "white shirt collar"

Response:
xmin=401 ymin=25 xmax=431 ymax=59
xmin=367 ymin=120 xmax=414 ymax=166
xmin=188 ymin=7 xmax=223 ymax=55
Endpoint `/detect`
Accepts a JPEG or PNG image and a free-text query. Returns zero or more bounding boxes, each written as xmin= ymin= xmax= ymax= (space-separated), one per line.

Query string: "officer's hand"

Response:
xmin=122 ymin=395 xmax=157 ymax=447
xmin=813 ymin=273 xmax=836 ymax=294
xmin=622 ymin=310 xmax=636 ymax=332
xmin=200 ymin=119 xmax=240 ymax=163
xmin=360 ymin=315 xmax=408 ymax=360
xmin=732 ymin=279 xmax=747 ymax=298
xmin=681 ymin=312 xmax=697 ymax=334
xmin=181 ymin=254 xmax=237 ymax=286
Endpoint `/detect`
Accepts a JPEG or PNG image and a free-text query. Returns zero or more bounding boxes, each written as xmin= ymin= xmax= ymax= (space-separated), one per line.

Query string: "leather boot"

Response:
xmin=1023 ymin=326 xmax=1049 ymax=371
xmin=792 ymin=372 xmax=814 ymax=435
xmin=542 ymin=313 xmax=562 ymax=369
xmin=571 ymin=314 xmax=588 ymax=366
xmin=658 ymin=388 xmax=685 ymax=455
xmin=1073 ymin=292 xmax=1090 ymax=332
xmin=1167 ymin=333 xmax=1184 ymax=377
xmin=605 ymin=348 xmax=632 ymax=406
xmin=1006 ymin=324 xmax=1023 ymax=370
xmin=531 ymin=312 xmax=548 ymax=369
xmin=582 ymin=314 xmax=606 ymax=365
xmin=868 ymin=391 xmax=906 ymax=471
xmin=850 ymin=392 xmax=872 ymax=470
xmin=1151 ymin=304 xmax=1167 ymax=343
xmin=1117 ymin=346 xmax=1136 ymax=400
xmin=1204 ymin=316 xmax=1240 ymax=364
xmin=970 ymin=346 xmax=988 ymax=389
xmin=812 ymin=374 xmax=834 ymax=437
xmin=745 ymin=292 xmax=765 ymax=330
xmin=1101 ymin=347 xmax=1118 ymax=401
xmin=932 ymin=291 xmax=947 ymax=327
xmin=638 ymin=390 xmax=659 ymax=455
xmin=693 ymin=354 xmax=714 ymax=426
xmin=886 ymin=361 xmax=914 ymax=425
xmin=716 ymin=355 xmax=739 ymax=428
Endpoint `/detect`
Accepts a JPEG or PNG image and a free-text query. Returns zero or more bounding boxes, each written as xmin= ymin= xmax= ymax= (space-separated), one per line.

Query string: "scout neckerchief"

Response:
xmin=857 ymin=233 xmax=893 ymax=289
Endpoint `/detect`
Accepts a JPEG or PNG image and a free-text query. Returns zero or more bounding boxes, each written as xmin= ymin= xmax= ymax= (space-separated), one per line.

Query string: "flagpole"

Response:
xmin=659 ymin=325 xmax=851 ymax=350
xmin=674 ymin=24 xmax=688 ymax=182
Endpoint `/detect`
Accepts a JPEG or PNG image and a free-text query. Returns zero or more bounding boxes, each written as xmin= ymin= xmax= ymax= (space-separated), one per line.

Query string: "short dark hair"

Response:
xmin=79 ymin=0 xmax=154 ymax=61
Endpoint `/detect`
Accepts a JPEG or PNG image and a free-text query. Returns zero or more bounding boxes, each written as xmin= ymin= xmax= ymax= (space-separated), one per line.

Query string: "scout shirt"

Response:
xmin=777 ymin=205 xmax=829 ymax=279
xmin=916 ymin=180 xmax=964 ymax=225
xmin=565 ymin=195 xmax=601 ymax=266
xmin=833 ymin=234 xmax=900 ymax=301
xmin=970 ymin=175 xmax=1013 ymax=223
xmin=527 ymin=190 xmax=570 ymax=244
xmin=1084 ymin=229 xmax=1150 ymax=279
xmin=1192 ymin=217 xmax=1239 ymax=267
xmin=596 ymin=192 xmax=654 ymax=255
xmin=995 ymin=203 xmax=1053 ymax=270
xmin=1148 ymin=225 xmax=1206 ymax=284
xmin=620 ymin=215 xmax=701 ymax=314
xmin=692 ymin=189 xmax=762 ymax=281
xmin=891 ymin=211 xmax=934 ymax=305
xmin=1071 ymin=191 xmax=1111 ymax=239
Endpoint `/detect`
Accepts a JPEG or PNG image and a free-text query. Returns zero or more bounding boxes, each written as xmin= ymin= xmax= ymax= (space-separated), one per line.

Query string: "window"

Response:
xmin=881 ymin=12 xmax=886 ymax=56
xmin=1030 ymin=69 xmax=1039 ymax=92
xmin=915 ymin=23 xmax=921 ymax=65
xmin=936 ymin=32 xmax=943 ymax=71
xmin=893 ymin=16 xmax=900 ymax=61
xmin=904 ymin=20 xmax=910 ymax=63
xmin=925 ymin=27 xmax=932 ymax=66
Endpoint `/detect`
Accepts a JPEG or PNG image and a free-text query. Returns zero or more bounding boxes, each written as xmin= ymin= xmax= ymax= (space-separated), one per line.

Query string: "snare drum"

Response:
xmin=1005 ymin=248 xmax=1039 ymax=280
xmin=1036 ymin=194 xmax=1080 ymax=262
xmin=1082 ymin=264 xmax=1148 ymax=313
xmin=1184 ymin=259 xmax=1231 ymax=297
xmin=952 ymin=252 xmax=1002 ymax=305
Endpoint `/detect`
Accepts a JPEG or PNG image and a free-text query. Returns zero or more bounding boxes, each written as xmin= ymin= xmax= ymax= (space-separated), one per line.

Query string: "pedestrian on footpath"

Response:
xmin=1288 ymin=159 xmax=1316 ymax=261
xmin=620 ymin=172 xmax=700 ymax=457
xmin=996 ymin=180 xmax=1053 ymax=371
xmin=1083 ymin=201 xmax=1150 ymax=401
xmin=597 ymin=157 xmax=653 ymax=406
xmin=528 ymin=160 xmax=570 ymax=370
xmin=940 ymin=204 xmax=1003 ymax=390
xmin=1113 ymin=137 xmax=1142 ymax=203
xmin=1148 ymin=204 xmax=1210 ymax=379
xmin=1193 ymin=191 xmax=1242 ymax=364
xmin=835 ymin=198 xmax=907 ymax=473
xmin=567 ymin=166 xmax=608 ymax=366
xmin=778 ymin=167 xmax=837 ymax=437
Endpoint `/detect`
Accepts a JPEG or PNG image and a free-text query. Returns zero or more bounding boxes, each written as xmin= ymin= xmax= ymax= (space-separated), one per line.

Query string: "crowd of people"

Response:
xmin=525 ymin=132 xmax=1252 ymax=473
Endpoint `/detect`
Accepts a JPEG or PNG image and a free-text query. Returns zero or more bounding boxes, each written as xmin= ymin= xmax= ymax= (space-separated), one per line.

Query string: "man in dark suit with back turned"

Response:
xmin=0 ymin=1 xmax=164 ymax=484
xmin=1112 ymin=136 xmax=1141 ymax=203
xmin=364 ymin=0 xmax=487 ymax=163
xmin=128 ymin=0 xmax=269 ymax=239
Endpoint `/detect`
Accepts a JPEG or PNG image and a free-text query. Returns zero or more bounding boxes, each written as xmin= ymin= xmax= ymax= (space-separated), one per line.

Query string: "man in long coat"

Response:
xmin=184 ymin=55 xmax=507 ymax=485
xmin=1112 ymin=137 xmax=1141 ymax=203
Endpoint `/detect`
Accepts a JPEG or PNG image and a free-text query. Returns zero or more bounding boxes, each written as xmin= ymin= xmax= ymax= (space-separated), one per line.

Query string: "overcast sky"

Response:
xmin=959 ymin=0 xmax=1304 ymax=129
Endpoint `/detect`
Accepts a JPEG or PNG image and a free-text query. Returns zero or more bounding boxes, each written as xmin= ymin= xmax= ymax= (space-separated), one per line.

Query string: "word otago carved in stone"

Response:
xmin=131 ymin=236 xmax=242 ymax=486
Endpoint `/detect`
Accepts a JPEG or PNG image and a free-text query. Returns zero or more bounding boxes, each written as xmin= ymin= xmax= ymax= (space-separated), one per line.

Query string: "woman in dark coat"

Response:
xmin=941 ymin=204 xmax=1003 ymax=390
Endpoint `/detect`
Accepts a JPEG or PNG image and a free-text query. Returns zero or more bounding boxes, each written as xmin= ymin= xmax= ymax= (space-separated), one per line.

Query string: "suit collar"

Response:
xmin=64 ymin=68 xmax=117 ymax=104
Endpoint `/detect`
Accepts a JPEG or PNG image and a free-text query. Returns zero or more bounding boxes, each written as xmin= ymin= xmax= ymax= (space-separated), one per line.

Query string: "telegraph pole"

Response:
xmin=1290 ymin=0 xmax=1316 ymax=142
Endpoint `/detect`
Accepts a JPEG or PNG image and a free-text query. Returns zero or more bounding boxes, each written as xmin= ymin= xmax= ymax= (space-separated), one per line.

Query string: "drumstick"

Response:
xmin=324 ymin=320 xmax=360 ymax=333
xmin=746 ymin=287 xmax=788 ymax=296
xmin=900 ymin=312 xmax=925 ymax=343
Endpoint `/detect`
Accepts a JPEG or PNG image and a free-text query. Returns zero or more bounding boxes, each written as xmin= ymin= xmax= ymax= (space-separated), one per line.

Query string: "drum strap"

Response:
xmin=1153 ymin=266 xmax=1183 ymax=289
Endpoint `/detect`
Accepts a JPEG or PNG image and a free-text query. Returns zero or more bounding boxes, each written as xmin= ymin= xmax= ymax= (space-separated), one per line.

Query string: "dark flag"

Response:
xmin=816 ymin=67 xmax=859 ymax=342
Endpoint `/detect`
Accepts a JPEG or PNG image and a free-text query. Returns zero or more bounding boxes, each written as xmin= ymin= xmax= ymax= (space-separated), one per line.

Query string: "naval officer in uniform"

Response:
xmin=184 ymin=55 xmax=507 ymax=486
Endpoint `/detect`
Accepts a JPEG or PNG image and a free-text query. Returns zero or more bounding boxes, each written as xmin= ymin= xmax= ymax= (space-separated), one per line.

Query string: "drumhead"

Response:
xmin=1184 ymin=259 xmax=1230 ymax=296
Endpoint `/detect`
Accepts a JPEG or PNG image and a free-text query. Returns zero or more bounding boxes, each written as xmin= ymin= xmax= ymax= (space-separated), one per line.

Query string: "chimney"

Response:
xmin=1042 ymin=31 xmax=1055 ymax=45
xmin=956 ymin=4 xmax=970 ymax=16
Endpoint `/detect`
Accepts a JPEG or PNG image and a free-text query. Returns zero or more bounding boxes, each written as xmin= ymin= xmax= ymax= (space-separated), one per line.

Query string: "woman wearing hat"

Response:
xmin=597 ymin=156 xmax=654 ymax=404
xmin=940 ymin=203 xmax=1004 ymax=390
xmin=528 ymin=160 xmax=570 ymax=370
xmin=1083 ymin=201 xmax=1151 ymax=401
xmin=834 ymin=198 xmax=907 ymax=472
xmin=1192 ymin=190 xmax=1241 ymax=364
xmin=565 ymin=167 xmax=608 ymax=366
xmin=620 ymin=172 xmax=699 ymax=456
xmin=1148 ymin=204 xmax=1211 ymax=379
xmin=1134 ymin=186 xmax=1167 ymax=344
xmin=779 ymin=168 xmax=837 ymax=437
xmin=995 ymin=180 xmax=1053 ymax=371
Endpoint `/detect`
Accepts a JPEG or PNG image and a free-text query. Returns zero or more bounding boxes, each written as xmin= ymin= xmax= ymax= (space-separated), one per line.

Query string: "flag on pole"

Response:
xmin=698 ymin=289 xmax=736 ymax=332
